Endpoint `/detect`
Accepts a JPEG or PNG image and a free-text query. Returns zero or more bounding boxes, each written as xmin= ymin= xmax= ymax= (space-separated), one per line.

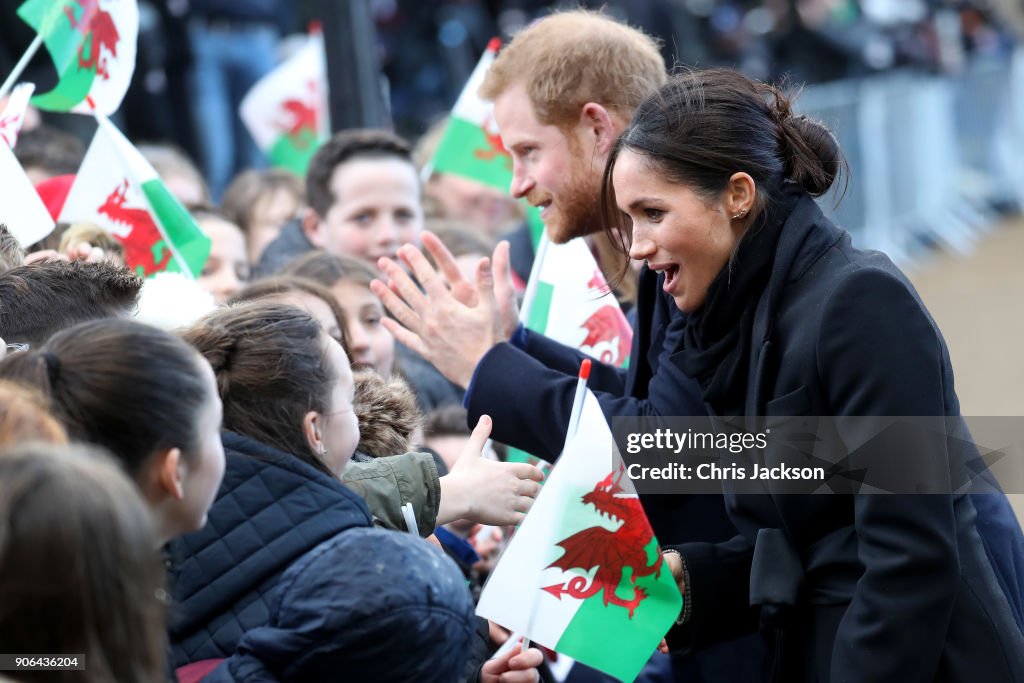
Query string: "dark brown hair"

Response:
xmin=230 ymin=275 xmax=351 ymax=354
xmin=0 ymin=260 xmax=143 ymax=347
xmin=183 ymin=301 xmax=339 ymax=475
xmin=0 ymin=318 xmax=210 ymax=478
xmin=281 ymin=249 xmax=378 ymax=288
xmin=0 ymin=443 xmax=167 ymax=683
xmin=221 ymin=168 xmax=304 ymax=235
xmin=305 ymin=129 xmax=416 ymax=218
xmin=602 ymin=68 xmax=847 ymax=252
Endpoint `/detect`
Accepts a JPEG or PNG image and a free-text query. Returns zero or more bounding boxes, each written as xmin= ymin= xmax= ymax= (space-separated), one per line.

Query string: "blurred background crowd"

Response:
xmin=3 ymin=0 xmax=1022 ymax=188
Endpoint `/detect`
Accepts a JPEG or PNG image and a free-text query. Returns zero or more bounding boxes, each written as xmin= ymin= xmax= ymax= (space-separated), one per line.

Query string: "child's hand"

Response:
xmin=437 ymin=415 xmax=544 ymax=526
xmin=480 ymin=643 xmax=543 ymax=683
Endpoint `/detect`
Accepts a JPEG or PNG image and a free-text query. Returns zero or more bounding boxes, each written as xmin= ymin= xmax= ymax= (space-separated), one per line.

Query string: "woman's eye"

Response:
xmin=644 ymin=208 xmax=664 ymax=222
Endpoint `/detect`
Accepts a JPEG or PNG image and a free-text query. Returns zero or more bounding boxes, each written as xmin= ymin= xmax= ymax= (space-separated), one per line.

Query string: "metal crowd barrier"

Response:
xmin=796 ymin=50 xmax=1024 ymax=266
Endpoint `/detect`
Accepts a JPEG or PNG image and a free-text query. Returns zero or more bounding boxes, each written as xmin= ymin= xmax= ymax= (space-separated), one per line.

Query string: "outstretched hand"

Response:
xmin=370 ymin=231 xmax=519 ymax=389
xmin=437 ymin=415 xmax=544 ymax=526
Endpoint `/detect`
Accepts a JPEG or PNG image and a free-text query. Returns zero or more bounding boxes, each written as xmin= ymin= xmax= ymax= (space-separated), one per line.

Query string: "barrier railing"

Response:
xmin=797 ymin=50 xmax=1023 ymax=265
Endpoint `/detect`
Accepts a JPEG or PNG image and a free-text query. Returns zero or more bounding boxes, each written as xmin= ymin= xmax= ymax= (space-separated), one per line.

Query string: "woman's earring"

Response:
xmin=731 ymin=210 xmax=747 ymax=219
xmin=318 ymin=443 xmax=328 ymax=460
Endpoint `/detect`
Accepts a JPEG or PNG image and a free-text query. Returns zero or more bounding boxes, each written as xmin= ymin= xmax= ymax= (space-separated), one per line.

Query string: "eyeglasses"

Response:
xmin=4 ymin=343 xmax=29 ymax=354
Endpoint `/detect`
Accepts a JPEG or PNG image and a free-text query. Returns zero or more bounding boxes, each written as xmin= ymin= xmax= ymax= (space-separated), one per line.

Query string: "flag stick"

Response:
xmin=522 ymin=358 xmax=592 ymax=652
xmin=0 ymin=35 xmax=43 ymax=101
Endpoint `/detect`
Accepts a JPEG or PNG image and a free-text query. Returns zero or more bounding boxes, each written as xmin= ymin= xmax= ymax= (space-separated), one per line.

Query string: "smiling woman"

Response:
xmin=602 ymin=68 xmax=1024 ymax=682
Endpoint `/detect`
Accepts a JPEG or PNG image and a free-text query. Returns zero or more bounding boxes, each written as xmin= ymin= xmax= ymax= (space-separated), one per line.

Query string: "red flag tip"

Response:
xmin=85 ymin=95 xmax=96 ymax=111
xmin=579 ymin=359 xmax=592 ymax=380
xmin=486 ymin=37 xmax=502 ymax=53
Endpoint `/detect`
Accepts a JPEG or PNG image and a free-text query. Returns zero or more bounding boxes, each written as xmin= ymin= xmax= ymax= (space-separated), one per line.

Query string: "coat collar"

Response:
xmin=746 ymin=195 xmax=844 ymax=417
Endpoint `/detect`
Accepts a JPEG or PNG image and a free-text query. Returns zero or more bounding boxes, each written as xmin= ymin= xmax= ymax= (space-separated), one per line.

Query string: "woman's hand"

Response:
xmin=437 ymin=415 xmax=544 ymax=526
xmin=479 ymin=643 xmax=543 ymax=683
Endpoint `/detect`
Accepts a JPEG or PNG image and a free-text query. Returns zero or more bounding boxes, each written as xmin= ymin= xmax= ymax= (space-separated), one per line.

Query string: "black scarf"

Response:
xmin=671 ymin=185 xmax=803 ymax=416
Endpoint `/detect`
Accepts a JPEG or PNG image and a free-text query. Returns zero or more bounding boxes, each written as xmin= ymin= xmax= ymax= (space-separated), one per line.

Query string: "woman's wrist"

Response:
xmin=662 ymin=548 xmax=691 ymax=625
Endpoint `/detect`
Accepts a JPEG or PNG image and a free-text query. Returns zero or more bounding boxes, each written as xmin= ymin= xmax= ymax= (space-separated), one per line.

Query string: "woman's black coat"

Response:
xmin=667 ymin=194 xmax=1024 ymax=682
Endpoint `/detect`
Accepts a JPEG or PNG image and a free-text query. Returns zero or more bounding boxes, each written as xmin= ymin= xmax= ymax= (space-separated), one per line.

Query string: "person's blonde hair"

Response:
xmin=0 ymin=380 xmax=67 ymax=447
xmin=58 ymin=222 xmax=126 ymax=262
xmin=479 ymin=9 xmax=666 ymax=128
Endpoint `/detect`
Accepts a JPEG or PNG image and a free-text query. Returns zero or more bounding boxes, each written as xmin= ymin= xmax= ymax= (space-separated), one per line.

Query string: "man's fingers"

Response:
xmin=492 ymin=240 xmax=514 ymax=292
xmin=421 ymin=230 xmax=468 ymax=288
xmin=370 ymin=279 xmax=421 ymax=333
xmin=397 ymin=244 xmax=449 ymax=299
xmin=376 ymin=256 xmax=430 ymax=312
xmin=380 ymin=317 xmax=429 ymax=358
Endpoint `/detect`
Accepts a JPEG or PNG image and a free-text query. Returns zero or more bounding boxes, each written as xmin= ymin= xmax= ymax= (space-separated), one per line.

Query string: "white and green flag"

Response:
xmin=477 ymin=390 xmax=680 ymax=682
xmin=0 ymin=138 xmax=55 ymax=245
xmin=521 ymin=234 xmax=634 ymax=369
xmin=59 ymin=115 xmax=210 ymax=278
xmin=16 ymin=0 xmax=138 ymax=115
xmin=239 ymin=33 xmax=329 ymax=176
xmin=0 ymin=83 xmax=36 ymax=148
xmin=431 ymin=38 xmax=511 ymax=190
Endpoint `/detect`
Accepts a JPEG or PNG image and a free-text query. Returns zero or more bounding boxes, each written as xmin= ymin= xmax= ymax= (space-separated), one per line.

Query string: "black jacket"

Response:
xmin=167 ymin=432 xmax=372 ymax=667
xmin=668 ymin=194 xmax=1024 ymax=681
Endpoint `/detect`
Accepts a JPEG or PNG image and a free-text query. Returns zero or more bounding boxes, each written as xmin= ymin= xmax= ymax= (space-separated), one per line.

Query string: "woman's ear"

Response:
xmin=156 ymin=447 xmax=185 ymax=501
xmin=724 ymin=172 xmax=757 ymax=219
xmin=579 ymin=102 xmax=618 ymax=157
xmin=302 ymin=410 xmax=323 ymax=456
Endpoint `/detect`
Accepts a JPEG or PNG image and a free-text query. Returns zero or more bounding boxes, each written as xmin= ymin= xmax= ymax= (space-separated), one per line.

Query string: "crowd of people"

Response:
xmin=2 ymin=5 xmax=1024 ymax=683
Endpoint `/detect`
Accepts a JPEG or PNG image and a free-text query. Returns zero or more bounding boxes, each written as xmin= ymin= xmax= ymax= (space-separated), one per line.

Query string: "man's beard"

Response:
xmin=542 ymin=159 xmax=606 ymax=244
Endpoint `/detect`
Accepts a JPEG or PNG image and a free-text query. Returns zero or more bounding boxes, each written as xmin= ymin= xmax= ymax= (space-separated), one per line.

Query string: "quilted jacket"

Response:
xmin=202 ymin=526 xmax=477 ymax=682
xmin=168 ymin=431 xmax=376 ymax=667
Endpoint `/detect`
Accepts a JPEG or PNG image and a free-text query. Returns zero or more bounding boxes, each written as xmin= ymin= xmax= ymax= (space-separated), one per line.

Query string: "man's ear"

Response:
xmin=579 ymin=102 xmax=618 ymax=157
xmin=156 ymin=447 xmax=185 ymax=501
xmin=301 ymin=207 xmax=326 ymax=248
xmin=302 ymin=410 xmax=322 ymax=456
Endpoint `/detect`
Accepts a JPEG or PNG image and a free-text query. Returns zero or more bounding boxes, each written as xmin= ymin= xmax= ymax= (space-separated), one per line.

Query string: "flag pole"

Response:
xmin=521 ymin=358 xmax=592 ymax=653
xmin=0 ymin=35 xmax=43 ymax=101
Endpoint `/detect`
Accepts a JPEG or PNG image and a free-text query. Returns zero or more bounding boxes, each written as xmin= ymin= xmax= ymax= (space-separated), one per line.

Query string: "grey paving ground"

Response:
xmin=906 ymin=218 xmax=1024 ymax=525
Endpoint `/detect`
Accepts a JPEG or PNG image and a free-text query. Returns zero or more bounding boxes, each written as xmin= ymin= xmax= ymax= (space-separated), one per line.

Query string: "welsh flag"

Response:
xmin=503 ymin=236 xmax=634 ymax=467
xmin=59 ymin=116 xmax=210 ymax=278
xmin=0 ymin=139 xmax=54 ymax=246
xmin=240 ymin=33 xmax=329 ymax=176
xmin=16 ymin=0 xmax=138 ymax=115
xmin=522 ymin=235 xmax=633 ymax=368
xmin=431 ymin=38 xmax=510 ymax=190
xmin=429 ymin=38 xmax=545 ymax=246
xmin=477 ymin=391 xmax=680 ymax=682
xmin=0 ymin=83 xmax=36 ymax=148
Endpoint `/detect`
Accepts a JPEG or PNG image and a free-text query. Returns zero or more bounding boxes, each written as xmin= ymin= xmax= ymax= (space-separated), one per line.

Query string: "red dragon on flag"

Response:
xmin=98 ymin=178 xmax=171 ymax=276
xmin=276 ymin=80 xmax=320 ymax=150
xmin=543 ymin=465 xmax=663 ymax=618
xmin=64 ymin=0 xmax=120 ymax=79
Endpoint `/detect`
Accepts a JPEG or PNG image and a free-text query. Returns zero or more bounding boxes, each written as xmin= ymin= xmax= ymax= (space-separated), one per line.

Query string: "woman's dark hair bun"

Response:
xmin=768 ymin=84 xmax=844 ymax=197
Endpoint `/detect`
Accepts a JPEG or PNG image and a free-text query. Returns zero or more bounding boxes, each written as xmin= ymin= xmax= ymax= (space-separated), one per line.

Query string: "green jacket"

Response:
xmin=341 ymin=451 xmax=440 ymax=537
